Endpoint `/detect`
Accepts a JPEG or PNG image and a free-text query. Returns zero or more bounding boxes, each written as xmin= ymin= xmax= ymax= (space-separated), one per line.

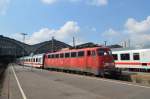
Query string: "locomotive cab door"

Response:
xmin=86 ymin=50 xmax=97 ymax=73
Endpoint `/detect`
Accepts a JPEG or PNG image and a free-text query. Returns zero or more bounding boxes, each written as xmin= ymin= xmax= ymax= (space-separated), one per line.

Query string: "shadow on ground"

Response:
xmin=0 ymin=64 xmax=8 ymax=96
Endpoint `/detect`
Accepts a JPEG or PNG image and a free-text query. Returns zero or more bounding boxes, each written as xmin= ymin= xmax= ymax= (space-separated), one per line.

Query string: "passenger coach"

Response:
xmin=112 ymin=48 xmax=150 ymax=72
xmin=18 ymin=54 xmax=44 ymax=68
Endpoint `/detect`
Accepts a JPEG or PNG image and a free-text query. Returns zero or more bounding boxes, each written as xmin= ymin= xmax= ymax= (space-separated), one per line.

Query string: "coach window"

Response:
xmin=71 ymin=52 xmax=77 ymax=58
xmin=65 ymin=53 xmax=70 ymax=58
xmin=121 ymin=53 xmax=130 ymax=60
xmin=37 ymin=58 xmax=39 ymax=62
xmin=60 ymin=53 xmax=64 ymax=58
xmin=133 ymin=53 xmax=140 ymax=60
xmin=36 ymin=58 xmax=38 ymax=62
xmin=78 ymin=51 xmax=84 ymax=57
xmin=112 ymin=54 xmax=118 ymax=60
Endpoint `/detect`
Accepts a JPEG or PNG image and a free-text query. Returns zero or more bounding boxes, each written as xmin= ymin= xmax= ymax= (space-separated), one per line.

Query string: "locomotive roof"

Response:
xmin=46 ymin=46 xmax=109 ymax=54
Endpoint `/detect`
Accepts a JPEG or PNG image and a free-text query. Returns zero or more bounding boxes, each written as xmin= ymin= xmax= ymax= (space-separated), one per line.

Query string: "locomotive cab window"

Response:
xmin=97 ymin=49 xmax=104 ymax=56
xmin=121 ymin=53 xmax=130 ymax=60
xmin=112 ymin=54 xmax=118 ymax=60
xmin=97 ymin=49 xmax=111 ymax=56
xmin=133 ymin=53 xmax=140 ymax=60
xmin=78 ymin=51 xmax=84 ymax=57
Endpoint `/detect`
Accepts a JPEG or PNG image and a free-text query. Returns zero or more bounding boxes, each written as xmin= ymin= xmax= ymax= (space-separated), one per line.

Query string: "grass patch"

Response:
xmin=148 ymin=80 xmax=150 ymax=84
xmin=0 ymin=78 xmax=3 ymax=96
xmin=135 ymin=78 xmax=142 ymax=83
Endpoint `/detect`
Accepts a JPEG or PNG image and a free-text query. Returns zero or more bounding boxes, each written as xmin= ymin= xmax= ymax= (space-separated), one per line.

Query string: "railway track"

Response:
xmin=40 ymin=67 xmax=150 ymax=86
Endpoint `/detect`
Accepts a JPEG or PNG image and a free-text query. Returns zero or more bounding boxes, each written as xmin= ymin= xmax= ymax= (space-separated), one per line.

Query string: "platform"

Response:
xmin=1 ymin=64 xmax=150 ymax=99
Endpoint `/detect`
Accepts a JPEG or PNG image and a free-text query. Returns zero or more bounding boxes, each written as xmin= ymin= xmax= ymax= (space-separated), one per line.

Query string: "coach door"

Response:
xmin=86 ymin=50 xmax=96 ymax=71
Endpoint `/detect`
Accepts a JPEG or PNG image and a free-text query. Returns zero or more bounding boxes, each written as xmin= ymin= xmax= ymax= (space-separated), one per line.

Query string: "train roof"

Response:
xmin=112 ymin=48 xmax=150 ymax=52
xmin=19 ymin=53 xmax=44 ymax=59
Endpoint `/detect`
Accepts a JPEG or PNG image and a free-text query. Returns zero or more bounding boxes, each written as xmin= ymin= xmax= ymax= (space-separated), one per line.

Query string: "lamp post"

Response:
xmin=51 ymin=36 xmax=54 ymax=52
xmin=20 ymin=33 xmax=27 ymax=67
xmin=104 ymin=41 xmax=107 ymax=46
xmin=73 ymin=36 xmax=76 ymax=48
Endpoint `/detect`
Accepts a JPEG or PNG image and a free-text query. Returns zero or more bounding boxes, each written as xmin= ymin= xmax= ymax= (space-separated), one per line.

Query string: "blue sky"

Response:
xmin=0 ymin=0 xmax=150 ymax=47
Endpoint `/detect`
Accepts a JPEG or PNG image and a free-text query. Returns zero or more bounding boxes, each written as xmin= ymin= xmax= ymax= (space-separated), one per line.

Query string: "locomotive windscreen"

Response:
xmin=97 ymin=49 xmax=112 ymax=56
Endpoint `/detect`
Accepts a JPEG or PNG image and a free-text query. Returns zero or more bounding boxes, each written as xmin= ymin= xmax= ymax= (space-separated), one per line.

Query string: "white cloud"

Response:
xmin=26 ymin=21 xmax=80 ymax=45
xmin=124 ymin=16 xmax=150 ymax=47
xmin=125 ymin=16 xmax=150 ymax=34
xmin=41 ymin=0 xmax=57 ymax=5
xmin=87 ymin=0 xmax=108 ymax=6
xmin=91 ymin=27 xmax=97 ymax=32
xmin=101 ymin=28 xmax=126 ymax=45
xmin=41 ymin=0 xmax=108 ymax=7
xmin=69 ymin=0 xmax=81 ymax=2
xmin=102 ymin=28 xmax=119 ymax=37
xmin=0 ymin=0 xmax=10 ymax=15
xmin=9 ymin=33 xmax=23 ymax=42
xmin=102 ymin=16 xmax=150 ymax=47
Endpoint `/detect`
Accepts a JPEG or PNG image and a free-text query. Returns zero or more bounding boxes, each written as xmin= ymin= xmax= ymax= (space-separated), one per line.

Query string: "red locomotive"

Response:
xmin=44 ymin=47 xmax=117 ymax=76
xmin=18 ymin=46 xmax=118 ymax=76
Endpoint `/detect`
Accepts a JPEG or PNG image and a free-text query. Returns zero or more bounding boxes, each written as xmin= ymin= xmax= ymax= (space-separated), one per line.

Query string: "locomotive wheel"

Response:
xmin=95 ymin=71 xmax=105 ymax=77
xmin=99 ymin=72 xmax=105 ymax=78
